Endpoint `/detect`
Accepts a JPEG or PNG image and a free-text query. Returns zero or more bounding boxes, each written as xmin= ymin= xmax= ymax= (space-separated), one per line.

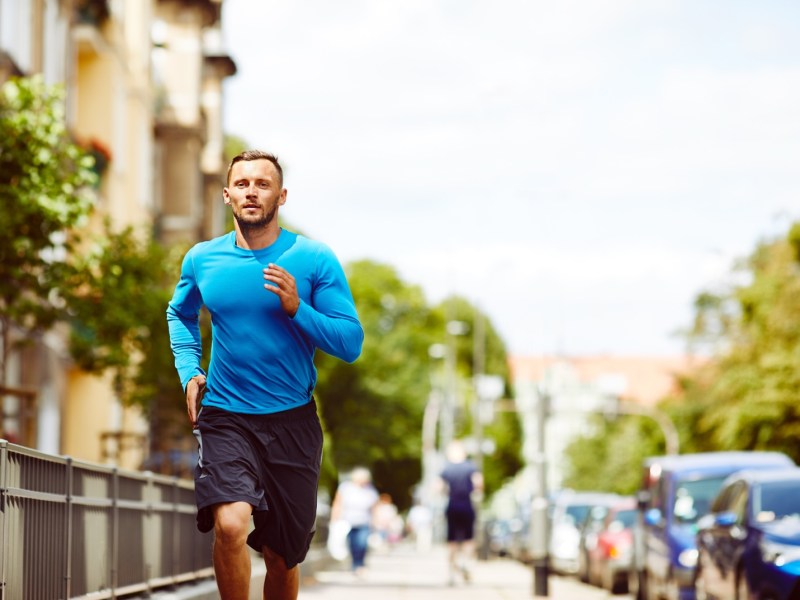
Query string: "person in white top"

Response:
xmin=331 ymin=467 xmax=379 ymax=575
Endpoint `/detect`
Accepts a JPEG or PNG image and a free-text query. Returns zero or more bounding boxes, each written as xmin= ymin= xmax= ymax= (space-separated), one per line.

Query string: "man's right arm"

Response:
xmin=166 ymin=251 xmax=205 ymax=391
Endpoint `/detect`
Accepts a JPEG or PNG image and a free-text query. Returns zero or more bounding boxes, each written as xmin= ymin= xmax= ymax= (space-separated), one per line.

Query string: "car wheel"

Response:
xmin=613 ymin=570 xmax=629 ymax=595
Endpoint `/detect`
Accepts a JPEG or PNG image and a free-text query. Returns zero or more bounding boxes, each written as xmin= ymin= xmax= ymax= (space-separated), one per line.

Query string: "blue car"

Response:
xmin=695 ymin=468 xmax=800 ymax=600
xmin=631 ymin=451 xmax=795 ymax=600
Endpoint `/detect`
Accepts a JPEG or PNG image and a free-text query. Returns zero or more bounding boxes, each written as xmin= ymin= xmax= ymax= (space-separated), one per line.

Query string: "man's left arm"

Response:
xmin=264 ymin=246 xmax=364 ymax=363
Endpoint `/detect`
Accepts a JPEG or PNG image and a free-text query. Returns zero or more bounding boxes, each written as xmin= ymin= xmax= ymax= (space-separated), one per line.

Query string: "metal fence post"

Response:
xmin=64 ymin=456 xmax=74 ymax=599
xmin=112 ymin=467 xmax=119 ymax=597
xmin=0 ymin=440 xmax=7 ymax=600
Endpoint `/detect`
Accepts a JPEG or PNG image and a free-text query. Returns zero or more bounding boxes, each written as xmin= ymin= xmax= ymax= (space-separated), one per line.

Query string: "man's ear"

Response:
xmin=222 ymin=188 xmax=231 ymax=205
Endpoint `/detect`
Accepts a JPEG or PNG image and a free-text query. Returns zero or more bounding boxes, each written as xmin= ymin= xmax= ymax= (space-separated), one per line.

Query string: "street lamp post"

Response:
xmin=422 ymin=343 xmax=446 ymax=510
xmin=531 ymin=386 xmax=549 ymax=597
xmin=441 ymin=320 xmax=469 ymax=454
xmin=472 ymin=309 xmax=485 ymax=473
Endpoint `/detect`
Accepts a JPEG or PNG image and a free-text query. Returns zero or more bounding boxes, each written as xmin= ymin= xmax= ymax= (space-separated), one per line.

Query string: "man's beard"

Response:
xmin=233 ymin=204 xmax=278 ymax=232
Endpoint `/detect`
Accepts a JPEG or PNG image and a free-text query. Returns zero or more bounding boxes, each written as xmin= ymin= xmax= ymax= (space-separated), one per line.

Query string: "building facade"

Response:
xmin=0 ymin=0 xmax=235 ymax=469
xmin=509 ymin=354 xmax=702 ymax=494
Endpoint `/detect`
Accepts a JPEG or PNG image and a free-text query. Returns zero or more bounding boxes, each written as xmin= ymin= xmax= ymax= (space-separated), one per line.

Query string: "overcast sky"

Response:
xmin=221 ymin=0 xmax=800 ymax=357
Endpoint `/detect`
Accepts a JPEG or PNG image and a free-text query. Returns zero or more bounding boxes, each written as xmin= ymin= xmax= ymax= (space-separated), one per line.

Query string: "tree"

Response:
xmin=0 ymin=75 xmax=95 ymax=400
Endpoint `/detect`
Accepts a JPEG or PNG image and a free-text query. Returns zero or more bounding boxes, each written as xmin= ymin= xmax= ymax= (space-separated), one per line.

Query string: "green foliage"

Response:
xmin=0 ymin=75 xmax=96 ymax=383
xmin=562 ymin=415 xmax=665 ymax=494
xmin=482 ymin=409 xmax=524 ymax=494
xmin=679 ymin=224 xmax=800 ymax=461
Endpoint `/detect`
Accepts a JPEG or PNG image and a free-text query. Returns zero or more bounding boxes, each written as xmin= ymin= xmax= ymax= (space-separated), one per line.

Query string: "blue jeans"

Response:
xmin=347 ymin=525 xmax=371 ymax=570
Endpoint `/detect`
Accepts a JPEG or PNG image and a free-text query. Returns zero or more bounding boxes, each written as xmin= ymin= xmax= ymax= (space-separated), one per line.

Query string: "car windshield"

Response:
xmin=614 ymin=509 xmax=637 ymax=528
xmin=673 ymin=476 xmax=727 ymax=524
xmin=563 ymin=504 xmax=591 ymax=526
xmin=755 ymin=480 xmax=800 ymax=522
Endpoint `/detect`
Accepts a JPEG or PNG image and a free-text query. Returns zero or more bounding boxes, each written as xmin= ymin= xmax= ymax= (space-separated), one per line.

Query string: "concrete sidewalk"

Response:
xmin=298 ymin=542 xmax=629 ymax=600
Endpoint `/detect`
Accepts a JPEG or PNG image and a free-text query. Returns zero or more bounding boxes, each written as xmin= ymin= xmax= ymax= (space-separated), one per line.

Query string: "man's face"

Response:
xmin=223 ymin=159 xmax=286 ymax=230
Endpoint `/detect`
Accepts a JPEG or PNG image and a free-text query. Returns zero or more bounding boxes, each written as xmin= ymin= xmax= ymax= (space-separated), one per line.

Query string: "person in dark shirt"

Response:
xmin=439 ymin=439 xmax=483 ymax=585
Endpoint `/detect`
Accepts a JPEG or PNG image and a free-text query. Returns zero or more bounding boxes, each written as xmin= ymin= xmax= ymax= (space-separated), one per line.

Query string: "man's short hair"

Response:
xmin=226 ymin=150 xmax=283 ymax=187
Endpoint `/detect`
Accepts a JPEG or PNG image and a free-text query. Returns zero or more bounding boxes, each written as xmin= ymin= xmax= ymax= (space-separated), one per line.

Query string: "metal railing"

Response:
xmin=0 ymin=440 xmax=213 ymax=600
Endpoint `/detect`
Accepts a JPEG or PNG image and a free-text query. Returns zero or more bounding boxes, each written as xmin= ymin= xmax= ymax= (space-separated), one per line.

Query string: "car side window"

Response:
xmin=711 ymin=484 xmax=733 ymax=512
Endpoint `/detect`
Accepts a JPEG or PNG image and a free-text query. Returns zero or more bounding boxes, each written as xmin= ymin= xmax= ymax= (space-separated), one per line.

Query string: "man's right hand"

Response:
xmin=186 ymin=375 xmax=207 ymax=429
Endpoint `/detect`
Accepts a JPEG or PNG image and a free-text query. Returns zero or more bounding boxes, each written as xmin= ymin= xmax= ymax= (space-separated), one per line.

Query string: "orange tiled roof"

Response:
xmin=508 ymin=354 xmax=706 ymax=407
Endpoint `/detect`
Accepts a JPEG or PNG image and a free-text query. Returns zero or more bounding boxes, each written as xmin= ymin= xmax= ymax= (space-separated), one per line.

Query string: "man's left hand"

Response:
xmin=263 ymin=263 xmax=300 ymax=317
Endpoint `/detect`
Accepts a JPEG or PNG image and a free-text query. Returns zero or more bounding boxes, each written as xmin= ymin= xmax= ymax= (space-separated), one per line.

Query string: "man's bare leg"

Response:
xmin=262 ymin=546 xmax=299 ymax=600
xmin=213 ymin=502 xmax=253 ymax=600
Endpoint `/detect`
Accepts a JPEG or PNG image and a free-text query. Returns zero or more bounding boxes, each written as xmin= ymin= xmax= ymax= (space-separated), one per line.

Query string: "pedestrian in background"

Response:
xmin=372 ymin=493 xmax=402 ymax=550
xmin=331 ymin=467 xmax=380 ymax=576
xmin=440 ymin=439 xmax=484 ymax=585
xmin=167 ymin=150 xmax=363 ymax=600
xmin=406 ymin=498 xmax=434 ymax=552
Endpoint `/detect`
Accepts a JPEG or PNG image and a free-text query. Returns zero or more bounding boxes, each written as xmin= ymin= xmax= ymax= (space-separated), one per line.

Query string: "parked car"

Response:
xmin=549 ymin=490 xmax=619 ymax=575
xmin=582 ymin=495 xmax=637 ymax=594
xmin=695 ymin=468 xmax=800 ymax=600
xmin=577 ymin=495 xmax=624 ymax=583
xmin=631 ymin=451 xmax=795 ymax=600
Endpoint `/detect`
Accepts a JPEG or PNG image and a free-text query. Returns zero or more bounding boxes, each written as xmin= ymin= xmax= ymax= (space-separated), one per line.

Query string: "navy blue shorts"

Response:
xmin=446 ymin=501 xmax=476 ymax=542
xmin=193 ymin=401 xmax=323 ymax=569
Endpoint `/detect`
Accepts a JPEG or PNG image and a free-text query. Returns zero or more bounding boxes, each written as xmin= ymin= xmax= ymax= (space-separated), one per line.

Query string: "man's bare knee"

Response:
xmin=213 ymin=502 xmax=251 ymax=545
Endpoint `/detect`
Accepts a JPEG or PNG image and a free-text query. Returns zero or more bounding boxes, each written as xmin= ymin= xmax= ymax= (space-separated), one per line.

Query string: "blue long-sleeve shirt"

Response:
xmin=166 ymin=229 xmax=363 ymax=414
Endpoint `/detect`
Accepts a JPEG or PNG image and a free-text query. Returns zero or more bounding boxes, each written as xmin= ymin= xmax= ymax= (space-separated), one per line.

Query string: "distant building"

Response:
xmin=0 ymin=0 xmax=235 ymax=470
xmin=509 ymin=354 xmax=703 ymax=493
